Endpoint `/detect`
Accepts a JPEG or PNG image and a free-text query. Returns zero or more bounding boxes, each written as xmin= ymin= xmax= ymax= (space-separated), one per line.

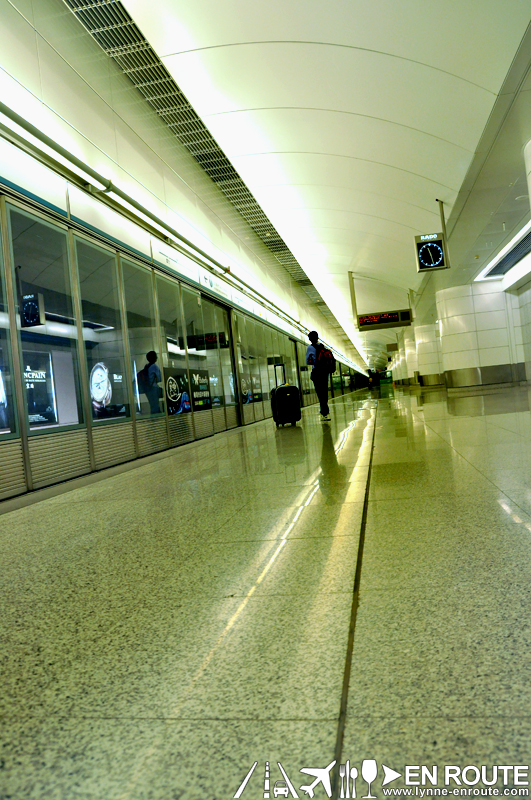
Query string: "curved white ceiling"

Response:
xmin=122 ymin=0 xmax=531 ymax=362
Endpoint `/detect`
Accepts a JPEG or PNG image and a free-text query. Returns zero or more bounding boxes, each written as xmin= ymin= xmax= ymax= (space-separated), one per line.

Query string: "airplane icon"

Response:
xmin=299 ymin=760 xmax=336 ymax=798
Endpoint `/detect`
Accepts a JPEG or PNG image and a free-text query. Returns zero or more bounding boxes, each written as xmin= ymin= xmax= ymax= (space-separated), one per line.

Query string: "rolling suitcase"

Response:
xmin=270 ymin=364 xmax=302 ymax=427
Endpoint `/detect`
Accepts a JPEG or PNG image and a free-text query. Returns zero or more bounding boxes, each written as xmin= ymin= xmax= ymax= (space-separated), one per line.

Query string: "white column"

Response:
xmin=415 ymin=324 xmax=443 ymax=385
xmin=404 ymin=329 xmax=418 ymax=383
xmin=436 ymin=282 xmax=523 ymax=388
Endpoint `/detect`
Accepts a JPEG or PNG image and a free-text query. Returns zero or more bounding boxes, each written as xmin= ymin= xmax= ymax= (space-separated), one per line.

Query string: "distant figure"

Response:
xmin=306 ymin=331 xmax=332 ymax=421
xmin=139 ymin=350 xmax=162 ymax=414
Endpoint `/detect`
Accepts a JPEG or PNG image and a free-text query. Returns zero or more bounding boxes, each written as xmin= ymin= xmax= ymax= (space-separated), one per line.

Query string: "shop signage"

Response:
xmin=164 ymin=367 xmax=192 ymax=415
xmin=190 ymin=369 xmax=212 ymax=411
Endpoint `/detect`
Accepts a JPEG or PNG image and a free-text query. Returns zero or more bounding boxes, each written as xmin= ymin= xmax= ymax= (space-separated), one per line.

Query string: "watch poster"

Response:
xmin=23 ymin=351 xmax=57 ymax=425
xmin=164 ymin=367 xmax=192 ymax=415
xmin=190 ymin=369 xmax=212 ymax=412
xmin=21 ymin=293 xmax=45 ymax=328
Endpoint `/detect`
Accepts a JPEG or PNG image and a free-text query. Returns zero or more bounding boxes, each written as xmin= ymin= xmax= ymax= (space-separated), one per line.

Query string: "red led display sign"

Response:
xmin=359 ymin=312 xmax=400 ymax=327
xmin=357 ymin=309 xmax=412 ymax=331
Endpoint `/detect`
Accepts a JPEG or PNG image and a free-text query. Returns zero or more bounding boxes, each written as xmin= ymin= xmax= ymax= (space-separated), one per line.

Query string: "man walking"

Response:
xmin=306 ymin=330 xmax=332 ymax=421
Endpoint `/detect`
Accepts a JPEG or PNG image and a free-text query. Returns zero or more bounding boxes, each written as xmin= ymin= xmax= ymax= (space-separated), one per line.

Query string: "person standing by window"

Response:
xmin=141 ymin=350 xmax=162 ymax=415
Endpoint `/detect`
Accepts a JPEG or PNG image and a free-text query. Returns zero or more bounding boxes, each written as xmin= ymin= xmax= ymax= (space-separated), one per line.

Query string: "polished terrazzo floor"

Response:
xmin=2 ymin=386 xmax=531 ymax=798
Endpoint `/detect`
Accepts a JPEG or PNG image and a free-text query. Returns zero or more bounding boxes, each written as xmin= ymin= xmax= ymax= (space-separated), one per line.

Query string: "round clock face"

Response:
xmin=23 ymin=300 xmax=40 ymax=326
xmin=90 ymin=362 xmax=112 ymax=407
xmin=418 ymin=242 xmax=444 ymax=267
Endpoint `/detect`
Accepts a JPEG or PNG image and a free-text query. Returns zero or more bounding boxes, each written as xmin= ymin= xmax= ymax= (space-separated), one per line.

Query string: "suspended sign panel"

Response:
xmin=358 ymin=309 xmax=412 ymax=331
xmin=414 ymin=232 xmax=450 ymax=272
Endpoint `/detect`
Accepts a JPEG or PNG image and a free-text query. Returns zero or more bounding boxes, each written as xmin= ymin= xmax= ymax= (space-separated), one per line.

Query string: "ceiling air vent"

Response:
xmin=485 ymin=229 xmax=531 ymax=277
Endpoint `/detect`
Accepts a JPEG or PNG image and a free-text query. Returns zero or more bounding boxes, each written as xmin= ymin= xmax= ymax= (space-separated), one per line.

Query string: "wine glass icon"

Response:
xmin=361 ymin=759 xmax=378 ymax=798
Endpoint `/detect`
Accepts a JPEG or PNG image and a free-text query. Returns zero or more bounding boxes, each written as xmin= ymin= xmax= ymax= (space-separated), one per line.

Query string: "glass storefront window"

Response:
xmin=257 ymin=323 xmax=269 ymax=402
xmin=181 ymin=287 xmax=211 ymax=412
xmin=75 ymin=239 xmax=130 ymax=421
xmin=201 ymin=298 xmax=223 ymax=409
xmin=216 ymin=306 xmax=237 ymax=407
xmin=0 ymin=241 xmax=15 ymax=436
xmin=8 ymin=207 xmax=83 ymax=431
xmin=234 ymin=313 xmax=252 ymax=405
xmin=121 ymin=259 xmax=163 ymax=417
xmin=156 ymin=276 xmax=191 ymax=416
xmin=248 ymin=320 xmax=262 ymax=403
xmin=268 ymin=328 xmax=281 ymax=391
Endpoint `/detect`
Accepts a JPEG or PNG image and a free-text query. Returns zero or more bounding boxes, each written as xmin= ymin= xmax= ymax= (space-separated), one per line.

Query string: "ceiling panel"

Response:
xmin=122 ymin=0 xmax=531 ymax=91
xmin=162 ymin=44 xmax=494 ymax=151
xmin=120 ymin=0 xmax=531 ymax=354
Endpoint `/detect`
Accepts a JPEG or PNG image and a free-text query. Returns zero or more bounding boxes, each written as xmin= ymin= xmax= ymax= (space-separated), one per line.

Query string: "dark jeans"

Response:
xmin=311 ymin=372 xmax=330 ymax=416
xmin=145 ymin=387 xmax=161 ymax=415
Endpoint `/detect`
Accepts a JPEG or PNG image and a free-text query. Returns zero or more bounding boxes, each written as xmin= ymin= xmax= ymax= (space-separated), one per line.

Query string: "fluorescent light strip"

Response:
xmin=474 ymin=219 xmax=531 ymax=281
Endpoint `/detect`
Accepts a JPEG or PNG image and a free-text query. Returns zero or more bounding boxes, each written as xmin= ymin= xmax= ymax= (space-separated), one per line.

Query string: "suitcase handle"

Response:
xmin=274 ymin=362 xmax=286 ymax=387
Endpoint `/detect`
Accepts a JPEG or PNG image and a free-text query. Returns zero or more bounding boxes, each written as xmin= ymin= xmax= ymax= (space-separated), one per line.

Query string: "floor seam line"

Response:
xmin=332 ymin=401 xmax=378 ymax=799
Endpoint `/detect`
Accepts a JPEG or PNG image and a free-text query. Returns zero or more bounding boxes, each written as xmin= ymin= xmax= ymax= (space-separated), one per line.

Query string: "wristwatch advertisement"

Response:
xmin=90 ymin=362 xmax=112 ymax=410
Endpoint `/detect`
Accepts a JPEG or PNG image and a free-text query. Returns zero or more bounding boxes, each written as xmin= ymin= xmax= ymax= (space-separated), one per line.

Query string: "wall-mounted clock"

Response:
xmin=414 ymin=233 xmax=449 ymax=273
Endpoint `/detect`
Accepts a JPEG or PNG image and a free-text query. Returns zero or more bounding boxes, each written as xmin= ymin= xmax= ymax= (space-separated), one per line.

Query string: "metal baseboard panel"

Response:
xmin=0 ymin=439 xmax=26 ymax=499
xmin=225 ymin=406 xmax=239 ymax=429
xmin=242 ymin=405 xmax=254 ymax=425
xmin=253 ymin=402 xmax=264 ymax=421
xmin=445 ymin=364 xmax=518 ymax=389
xmin=29 ymin=429 xmax=91 ymax=488
xmin=420 ymin=373 xmax=444 ymax=386
xmin=93 ymin=422 xmax=136 ymax=469
xmin=212 ymin=407 xmax=226 ymax=433
xmin=136 ymin=417 xmax=169 ymax=455
xmin=263 ymin=400 xmax=272 ymax=418
xmin=168 ymin=414 xmax=194 ymax=446
xmin=193 ymin=411 xmax=214 ymax=439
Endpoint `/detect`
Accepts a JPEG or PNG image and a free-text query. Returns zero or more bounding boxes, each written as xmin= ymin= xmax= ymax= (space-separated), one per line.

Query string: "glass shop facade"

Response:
xmin=0 ymin=190 xmax=359 ymax=500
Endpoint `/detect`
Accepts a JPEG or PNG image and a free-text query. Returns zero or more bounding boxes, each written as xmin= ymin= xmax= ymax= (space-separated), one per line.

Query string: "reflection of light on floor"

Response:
xmin=118 ymin=407 xmax=376 ymax=800
xmin=497 ymin=498 xmax=526 ymax=526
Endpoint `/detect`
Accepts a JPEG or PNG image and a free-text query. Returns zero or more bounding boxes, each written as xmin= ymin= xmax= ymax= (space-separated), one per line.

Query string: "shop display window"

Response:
xmin=8 ymin=207 xmax=83 ymax=431
xmin=181 ymin=287 xmax=211 ymax=412
xmin=201 ymin=298 xmax=223 ymax=408
xmin=216 ymin=305 xmax=237 ymax=407
xmin=156 ymin=276 xmax=191 ymax=416
xmin=233 ymin=313 xmax=253 ymax=405
xmin=121 ymin=260 xmax=163 ymax=417
xmin=76 ymin=239 xmax=130 ymax=421
xmin=0 ymin=245 xmax=15 ymax=436
xmin=248 ymin=321 xmax=263 ymax=403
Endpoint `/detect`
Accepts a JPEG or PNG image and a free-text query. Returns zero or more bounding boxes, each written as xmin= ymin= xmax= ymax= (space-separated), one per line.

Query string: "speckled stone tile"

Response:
xmin=0 ymin=717 xmax=168 ymax=800
xmin=211 ymin=499 xmax=365 ymax=542
xmin=0 ymin=590 xmax=353 ymax=721
xmin=0 ymin=715 xmax=339 ymax=799
xmin=341 ymin=715 xmax=531 ymax=786
xmin=151 ymin=534 xmax=361 ymax=599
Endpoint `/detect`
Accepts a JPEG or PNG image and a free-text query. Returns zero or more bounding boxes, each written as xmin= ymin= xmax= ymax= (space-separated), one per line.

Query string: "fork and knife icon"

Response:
xmin=339 ymin=761 xmax=358 ymax=798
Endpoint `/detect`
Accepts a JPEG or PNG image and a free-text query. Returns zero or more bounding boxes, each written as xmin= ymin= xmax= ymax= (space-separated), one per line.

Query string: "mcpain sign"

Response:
xmin=232 ymin=760 xmax=530 ymax=799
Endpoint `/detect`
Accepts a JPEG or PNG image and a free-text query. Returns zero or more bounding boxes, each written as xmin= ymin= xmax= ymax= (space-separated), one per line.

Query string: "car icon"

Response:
xmin=273 ymin=780 xmax=289 ymax=798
